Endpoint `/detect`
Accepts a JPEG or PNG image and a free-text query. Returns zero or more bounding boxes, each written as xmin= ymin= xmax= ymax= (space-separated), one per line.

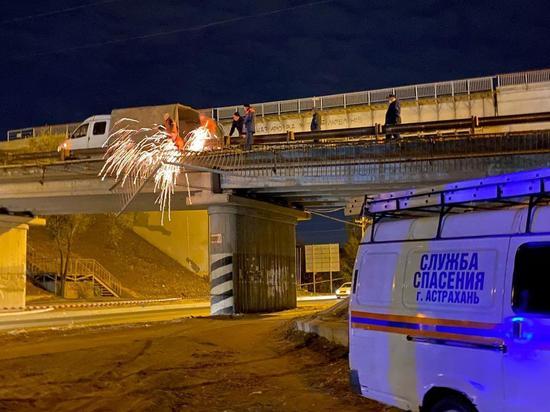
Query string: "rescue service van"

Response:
xmin=349 ymin=168 xmax=550 ymax=412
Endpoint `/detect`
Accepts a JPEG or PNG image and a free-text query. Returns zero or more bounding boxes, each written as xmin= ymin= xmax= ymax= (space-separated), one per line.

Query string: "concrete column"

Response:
xmin=0 ymin=216 xmax=44 ymax=309
xmin=207 ymin=199 xmax=307 ymax=315
xmin=208 ymin=206 xmax=237 ymax=315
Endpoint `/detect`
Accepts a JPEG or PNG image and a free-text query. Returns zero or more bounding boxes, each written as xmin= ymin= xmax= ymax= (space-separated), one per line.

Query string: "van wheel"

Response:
xmin=428 ymin=393 xmax=477 ymax=412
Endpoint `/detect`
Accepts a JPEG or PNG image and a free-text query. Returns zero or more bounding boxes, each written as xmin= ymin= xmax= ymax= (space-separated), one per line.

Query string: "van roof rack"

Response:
xmin=364 ymin=168 xmax=550 ymax=240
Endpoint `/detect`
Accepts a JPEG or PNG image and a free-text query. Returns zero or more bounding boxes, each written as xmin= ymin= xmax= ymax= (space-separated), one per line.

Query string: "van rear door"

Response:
xmin=503 ymin=239 xmax=550 ymax=411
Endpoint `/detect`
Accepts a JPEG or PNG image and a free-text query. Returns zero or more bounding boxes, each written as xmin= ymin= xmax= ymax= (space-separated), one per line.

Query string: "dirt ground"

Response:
xmin=0 ymin=307 xmax=390 ymax=412
xmin=25 ymin=281 xmax=54 ymax=302
xmin=28 ymin=216 xmax=209 ymax=299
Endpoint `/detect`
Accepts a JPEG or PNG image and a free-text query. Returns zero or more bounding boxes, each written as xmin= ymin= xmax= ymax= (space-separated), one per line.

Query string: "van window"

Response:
xmin=71 ymin=123 xmax=88 ymax=139
xmin=92 ymin=121 xmax=107 ymax=135
xmin=512 ymin=242 xmax=550 ymax=314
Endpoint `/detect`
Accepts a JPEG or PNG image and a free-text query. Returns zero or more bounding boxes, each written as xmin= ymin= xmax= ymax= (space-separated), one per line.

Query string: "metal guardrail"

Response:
xmin=0 ymin=147 xmax=104 ymax=165
xmin=497 ymin=69 xmax=550 ymax=87
xmin=3 ymin=112 xmax=550 ymax=174
xmin=185 ymin=131 xmax=550 ymax=179
xmin=209 ymin=68 xmax=550 ymax=120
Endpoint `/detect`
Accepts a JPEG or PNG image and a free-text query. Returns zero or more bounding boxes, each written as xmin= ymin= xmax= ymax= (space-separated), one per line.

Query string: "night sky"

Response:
xmin=2 ymin=0 xmax=549 ymax=243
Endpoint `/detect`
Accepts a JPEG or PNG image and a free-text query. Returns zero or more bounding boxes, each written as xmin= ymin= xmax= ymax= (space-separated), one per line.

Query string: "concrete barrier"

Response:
xmin=294 ymin=318 xmax=349 ymax=347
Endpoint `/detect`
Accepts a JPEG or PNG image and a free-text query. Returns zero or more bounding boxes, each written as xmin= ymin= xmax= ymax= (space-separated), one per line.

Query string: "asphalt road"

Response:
xmin=0 ymin=297 xmax=338 ymax=333
xmin=0 ymin=303 xmax=384 ymax=412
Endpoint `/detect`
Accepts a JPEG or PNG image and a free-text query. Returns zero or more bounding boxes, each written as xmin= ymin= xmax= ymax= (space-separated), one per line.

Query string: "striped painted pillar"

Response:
xmin=207 ymin=202 xmax=305 ymax=314
xmin=208 ymin=205 xmax=238 ymax=316
xmin=210 ymin=253 xmax=234 ymax=315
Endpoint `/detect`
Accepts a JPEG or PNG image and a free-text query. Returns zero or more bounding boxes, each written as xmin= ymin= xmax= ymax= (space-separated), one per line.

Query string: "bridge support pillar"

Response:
xmin=207 ymin=199 xmax=308 ymax=315
xmin=0 ymin=216 xmax=44 ymax=309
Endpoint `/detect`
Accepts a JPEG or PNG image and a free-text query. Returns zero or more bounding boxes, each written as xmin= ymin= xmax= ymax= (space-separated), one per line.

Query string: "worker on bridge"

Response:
xmin=385 ymin=93 xmax=401 ymax=140
xmin=199 ymin=112 xmax=218 ymax=136
xmin=243 ymin=104 xmax=256 ymax=150
xmin=310 ymin=108 xmax=321 ymax=131
xmin=230 ymin=111 xmax=244 ymax=138
xmin=163 ymin=113 xmax=184 ymax=151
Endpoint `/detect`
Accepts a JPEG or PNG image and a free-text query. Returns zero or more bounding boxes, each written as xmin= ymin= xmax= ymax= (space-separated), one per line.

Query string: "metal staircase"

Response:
xmin=27 ymin=248 xmax=122 ymax=297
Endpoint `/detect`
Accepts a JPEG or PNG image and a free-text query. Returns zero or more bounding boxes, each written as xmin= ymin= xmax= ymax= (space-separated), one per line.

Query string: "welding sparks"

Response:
xmin=100 ymin=119 xmax=220 ymax=223
xmin=184 ymin=126 xmax=222 ymax=152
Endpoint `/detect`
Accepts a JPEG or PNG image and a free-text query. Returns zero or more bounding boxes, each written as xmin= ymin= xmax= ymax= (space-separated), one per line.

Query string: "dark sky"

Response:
xmin=2 ymin=0 xmax=549 ymax=138
xmin=1 ymin=0 xmax=549 ymax=243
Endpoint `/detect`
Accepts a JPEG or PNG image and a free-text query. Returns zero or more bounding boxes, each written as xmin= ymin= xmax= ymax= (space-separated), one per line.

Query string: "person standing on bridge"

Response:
xmin=243 ymin=104 xmax=256 ymax=150
xmin=310 ymin=108 xmax=321 ymax=131
xmin=229 ymin=111 xmax=244 ymax=138
xmin=385 ymin=93 xmax=401 ymax=140
xmin=163 ymin=113 xmax=184 ymax=151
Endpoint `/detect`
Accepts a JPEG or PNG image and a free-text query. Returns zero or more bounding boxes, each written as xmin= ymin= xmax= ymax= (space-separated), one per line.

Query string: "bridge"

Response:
xmin=1 ymin=69 xmax=549 ymax=315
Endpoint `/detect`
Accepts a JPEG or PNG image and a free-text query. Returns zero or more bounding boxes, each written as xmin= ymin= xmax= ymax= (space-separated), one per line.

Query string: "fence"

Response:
xmin=212 ymin=76 xmax=494 ymax=120
xmin=209 ymin=68 xmax=550 ymax=121
xmin=498 ymin=69 xmax=550 ymax=87
xmin=7 ymin=69 xmax=550 ymax=140
xmin=7 ymin=122 xmax=80 ymax=141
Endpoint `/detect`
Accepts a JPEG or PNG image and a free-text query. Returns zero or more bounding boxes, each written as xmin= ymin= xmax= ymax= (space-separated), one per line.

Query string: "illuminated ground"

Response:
xmin=0 ymin=303 xmax=389 ymax=412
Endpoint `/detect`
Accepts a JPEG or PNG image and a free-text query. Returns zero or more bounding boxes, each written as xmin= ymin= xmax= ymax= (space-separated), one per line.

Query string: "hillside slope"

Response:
xmin=28 ymin=216 xmax=209 ymax=299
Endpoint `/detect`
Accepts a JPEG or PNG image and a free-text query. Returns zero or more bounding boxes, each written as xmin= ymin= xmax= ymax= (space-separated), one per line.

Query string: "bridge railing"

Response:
xmin=187 ymin=130 xmax=550 ymax=179
xmin=209 ymin=68 xmax=550 ymax=121
xmin=497 ymin=68 xmax=550 ymax=87
xmin=212 ymin=76 xmax=495 ymax=121
xmin=7 ymin=69 xmax=550 ymax=139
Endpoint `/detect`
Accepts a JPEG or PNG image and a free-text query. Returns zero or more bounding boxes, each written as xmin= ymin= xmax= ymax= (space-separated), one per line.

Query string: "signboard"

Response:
xmin=7 ymin=128 xmax=34 ymax=141
xmin=403 ymin=250 xmax=496 ymax=309
xmin=305 ymin=243 xmax=340 ymax=273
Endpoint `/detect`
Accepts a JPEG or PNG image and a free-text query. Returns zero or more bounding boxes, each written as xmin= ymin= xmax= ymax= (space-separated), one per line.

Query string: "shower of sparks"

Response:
xmin=100 ymin=119 xmax=220 ymax=223
xmin=184 ymin=126 xmax=222 ymax=152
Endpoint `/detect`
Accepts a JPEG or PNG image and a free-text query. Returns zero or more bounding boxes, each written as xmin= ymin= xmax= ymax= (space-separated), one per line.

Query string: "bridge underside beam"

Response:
xmin=207 ymin=197 xmax=308 ymax=315
xmin=0 ymin=171 xmax=214 ymax=215
xmin=225 ymin=153 xmax=550 ymax=207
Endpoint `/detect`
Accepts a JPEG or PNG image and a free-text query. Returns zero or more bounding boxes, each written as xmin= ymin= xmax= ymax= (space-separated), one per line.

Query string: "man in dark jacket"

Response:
xmin=229 ymin=112 xmax=244 ymax=137
xmin=310 ymin=108 xmax=321 ymax=131
xmin=385 ymin=93 xmax=401 ymax=140
xmin=243 ymin=104 xmax=255 ymax=149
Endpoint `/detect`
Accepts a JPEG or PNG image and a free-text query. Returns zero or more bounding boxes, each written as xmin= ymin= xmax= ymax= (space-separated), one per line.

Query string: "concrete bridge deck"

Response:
xmin=0 ymin=129 xmax=549 ymax=213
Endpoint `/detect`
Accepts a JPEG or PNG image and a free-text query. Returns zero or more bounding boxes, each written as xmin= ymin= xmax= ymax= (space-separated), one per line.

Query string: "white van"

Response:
xmin=349 ymin=168 xmax=550 ymax=412
xmin=64 ymin=114 xmax=111 ymax=150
